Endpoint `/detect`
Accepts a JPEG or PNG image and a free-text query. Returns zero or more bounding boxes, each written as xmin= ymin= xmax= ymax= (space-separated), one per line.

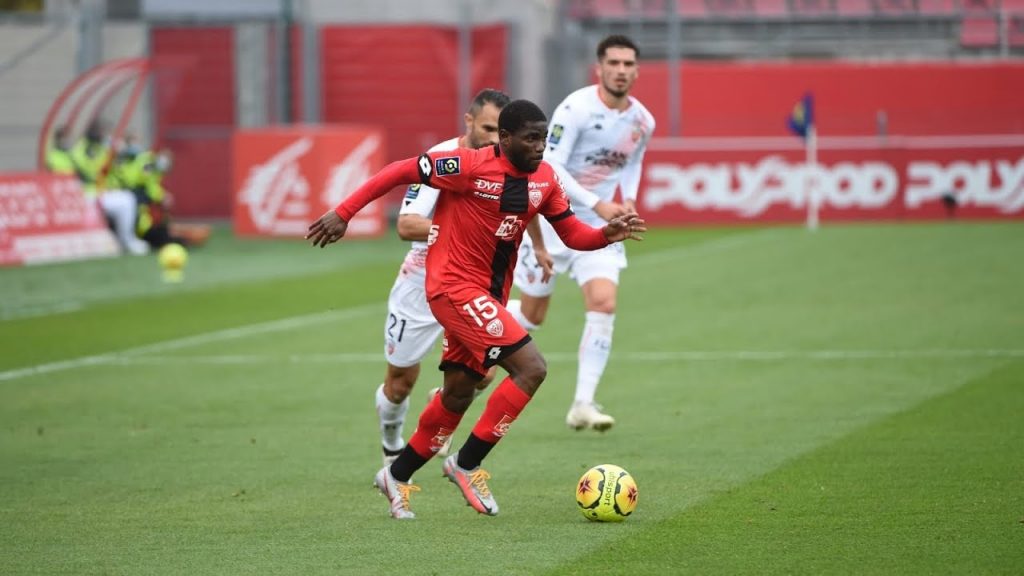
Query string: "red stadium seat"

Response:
xmin=754 ymin=0 xmax=791 ymax=16
xmin=791 ymin=0 xmax=837 ymax=15
xmin=959 ymin=16 xmax=999 ymax=46
xmin=873 ymin=0 xmax=916 ymax=14
xmin=836 ymin=0 xmax=873 ymax=15
xmin=705 ymin=0 xmax=756 ymax=15
xmin=916 ymin=0 xmax=959 ymax=15
xmin=1002 ymin=0 xmax=1024 ymax=13
xmin=674 ymin=0 xmax=709 ymax=16
xmin=1010 ymin=15 xmax=1024 ymax=46
xmin=960 ymin=0 xmax=997 ymax=13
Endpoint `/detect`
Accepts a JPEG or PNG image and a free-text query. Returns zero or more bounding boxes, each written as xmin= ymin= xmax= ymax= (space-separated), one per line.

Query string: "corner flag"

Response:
xmin=787 ymin=93 xmax=814 ymax=139
xmin=787 ymin=93 xmax=819 ymax=230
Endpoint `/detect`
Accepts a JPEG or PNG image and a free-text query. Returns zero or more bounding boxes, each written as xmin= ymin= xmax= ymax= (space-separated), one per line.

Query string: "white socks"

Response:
xmin=575 ymin=311 xmax=614 ymax=405
xmin=375 ymin=383 xmax=409 ymax=451
xmin=507 ymin=299 xmax=539 ymax=331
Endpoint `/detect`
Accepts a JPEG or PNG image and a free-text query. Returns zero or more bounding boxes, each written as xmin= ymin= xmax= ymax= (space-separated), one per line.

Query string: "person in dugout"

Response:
xmin=109 ymin=137 xmax=210 ymax=250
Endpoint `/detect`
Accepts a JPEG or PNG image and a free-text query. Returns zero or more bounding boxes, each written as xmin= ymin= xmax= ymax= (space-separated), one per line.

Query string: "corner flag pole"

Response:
xmin=805 ymin=123 xmax=819 ymax=231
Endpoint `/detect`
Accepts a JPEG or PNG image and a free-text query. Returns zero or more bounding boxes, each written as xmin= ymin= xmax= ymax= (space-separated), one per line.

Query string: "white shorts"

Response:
xmin=513 ymin=220 xmax=627 ymax=298
xmin=383 ymin=276 xmax=443 ymax=368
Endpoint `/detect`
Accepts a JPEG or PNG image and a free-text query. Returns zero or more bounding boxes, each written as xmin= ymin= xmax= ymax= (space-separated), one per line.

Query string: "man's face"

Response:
xmin=596 ymin=46 xmax=638 ymax=98
xmin=500 ymin=120 xmax=548 ymax=173
xmin=464 ymin=103 xmax=502 ymax=149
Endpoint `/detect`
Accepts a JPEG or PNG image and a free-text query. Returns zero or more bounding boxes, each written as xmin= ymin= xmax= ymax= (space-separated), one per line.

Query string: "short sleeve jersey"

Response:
xmin=416 ymin=144 xmax=574 ymax=303
xmin=544 ymin=85 xmax=656 ymax=226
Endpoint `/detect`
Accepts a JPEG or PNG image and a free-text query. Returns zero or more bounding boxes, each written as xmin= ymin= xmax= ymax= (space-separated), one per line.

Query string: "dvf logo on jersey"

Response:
xmin=435 ymin=156 xmax=461 ymax=176
xmin=486 ymin=318 xmax=504 ymax=337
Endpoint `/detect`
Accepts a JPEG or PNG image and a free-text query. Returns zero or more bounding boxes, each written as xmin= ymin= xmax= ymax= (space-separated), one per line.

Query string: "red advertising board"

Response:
xmin=638 ymin=136 xmax=1024 ymax=224
xmin=0 ymin=173 xmax=120 ymax=266
xmin=232 ymin=127 xmax=386 ymax=237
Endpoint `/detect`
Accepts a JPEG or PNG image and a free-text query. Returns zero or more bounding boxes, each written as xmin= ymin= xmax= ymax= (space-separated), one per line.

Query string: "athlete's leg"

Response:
xmin=376 ymin=279 xmax=443 ymax=464
xmin=566 ymin=247 xmax=624 ymax=431
xmin=444 ymin=340 xmax=546 ymax=516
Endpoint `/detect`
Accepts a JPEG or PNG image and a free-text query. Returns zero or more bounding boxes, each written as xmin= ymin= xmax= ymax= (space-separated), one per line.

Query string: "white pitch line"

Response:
xmin=91 ymin=348 xmax=1024 ymax=367
xmin=0 ymin=304 xmax=380 ymax=382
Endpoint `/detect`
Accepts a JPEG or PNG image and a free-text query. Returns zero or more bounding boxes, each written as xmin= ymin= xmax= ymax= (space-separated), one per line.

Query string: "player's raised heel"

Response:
xmin=566 ymin=402 xmax=615 ymax=432
xmin=374 ymin=466 xmax=420 ymax=519
xmin=441 ymin=453 xmax=499 ymax=516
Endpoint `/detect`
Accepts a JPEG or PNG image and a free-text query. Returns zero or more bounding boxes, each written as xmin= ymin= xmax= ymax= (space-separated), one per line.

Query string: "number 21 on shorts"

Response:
xmin=462 ymin=295 xmax=497 ymax=327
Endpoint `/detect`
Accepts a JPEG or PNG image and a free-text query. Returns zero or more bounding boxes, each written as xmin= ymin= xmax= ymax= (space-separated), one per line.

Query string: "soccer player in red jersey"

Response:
xmin=307 ymin=100 xmax=646 ymax=519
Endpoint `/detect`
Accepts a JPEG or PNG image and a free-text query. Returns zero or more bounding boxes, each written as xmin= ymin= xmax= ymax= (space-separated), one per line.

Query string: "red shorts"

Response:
xmin=428 ymin=286 xmax=531 ymax=379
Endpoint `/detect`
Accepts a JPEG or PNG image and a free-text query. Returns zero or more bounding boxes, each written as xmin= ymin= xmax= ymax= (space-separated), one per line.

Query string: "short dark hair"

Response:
xmin=597 ymin=34 xmax=639 ymax=60
xmin=468 ymin=88 xmax=511 ymax=114
xmin=498 ymin=99 xmax=547 ymax=133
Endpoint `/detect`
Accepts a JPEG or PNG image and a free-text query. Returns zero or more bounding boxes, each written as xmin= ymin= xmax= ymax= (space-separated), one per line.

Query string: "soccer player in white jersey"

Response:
xmin=509 ymin=35 xmax=656 ymax=432
xmin=375 ymin=89 xmax=511 ymax=466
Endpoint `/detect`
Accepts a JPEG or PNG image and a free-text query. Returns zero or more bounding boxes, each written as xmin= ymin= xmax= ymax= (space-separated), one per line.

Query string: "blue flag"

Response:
xmin=787 ymin=93 xmax=814 ymax=139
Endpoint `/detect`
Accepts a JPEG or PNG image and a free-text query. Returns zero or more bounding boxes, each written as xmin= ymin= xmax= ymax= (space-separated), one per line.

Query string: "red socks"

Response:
xmin=471 ymin=377 xmax=531 ymax=443
xmin=406 ymin=392 xmax=464 ymax=459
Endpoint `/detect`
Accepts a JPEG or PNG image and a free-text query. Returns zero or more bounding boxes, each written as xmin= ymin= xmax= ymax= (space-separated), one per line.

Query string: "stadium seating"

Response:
xmin=836 ymin=0 xmax=874 ymax=16
xmin=959 ymin=15 xmax=999 ymax=46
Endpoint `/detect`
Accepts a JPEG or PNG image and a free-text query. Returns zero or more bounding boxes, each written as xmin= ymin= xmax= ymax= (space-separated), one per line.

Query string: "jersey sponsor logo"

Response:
xmin=491 ymin=414 xmax=514 ymax=437
xmin=417 ymin=154 xmax=433 ymax=179
xmin=473 ymin=178 xmax=502 ymax=201
xmin=529 ymin=189 xmax=542 ymax=207
xmin=474 ymin=178 xmax=503 ymax=192
xmin=527 ymin=181 xmax=549 ymax=189
xmin=435 ymin=156 xmax=461 ymax=176
xmin=486 ymin=318 xmax=504 ymax=337
xmin=494 ymin=215 xmax=522 ymax=240
xmin=549 ymin=124 xmax=564 ymax=145
xmin=585 ymin=148 xmax=629 ymax=169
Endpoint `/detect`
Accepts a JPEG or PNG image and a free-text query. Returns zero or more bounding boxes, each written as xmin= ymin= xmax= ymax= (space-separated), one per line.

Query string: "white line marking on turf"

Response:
xmin=0 ymin=305 xmax=380 ymax=382
xmin=90 ymin=348 xmax=1024 ymax=367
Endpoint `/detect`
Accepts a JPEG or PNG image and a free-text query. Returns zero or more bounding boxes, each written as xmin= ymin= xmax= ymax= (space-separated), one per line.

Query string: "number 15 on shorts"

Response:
xmin=462 ymin=295 xmax=498 ymax=327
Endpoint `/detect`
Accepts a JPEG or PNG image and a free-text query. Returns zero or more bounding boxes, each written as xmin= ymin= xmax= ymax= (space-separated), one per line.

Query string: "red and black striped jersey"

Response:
xmin=334 ymin=144 xmax=609 ymax=304
xmin=416 ymin=145 xmax=578 ymax=303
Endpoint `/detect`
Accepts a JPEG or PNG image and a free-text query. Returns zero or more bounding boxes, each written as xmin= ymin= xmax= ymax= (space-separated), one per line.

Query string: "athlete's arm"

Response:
xmin=397 ymin=214 xmax=432 ymax=242
xmin=525 ymin=218 xmax=554 ymax=282
xmin=397 ymin=183 xmax=440 ymax=241
xmin=307 ymin=157 xmax=421 ymax=247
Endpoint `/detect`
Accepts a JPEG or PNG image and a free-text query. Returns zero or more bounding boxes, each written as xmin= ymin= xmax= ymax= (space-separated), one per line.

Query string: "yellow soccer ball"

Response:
xmin=576 ymin=464 xmax=638 ymax=522
xmin=157 ymin=243 xmax=188 ymax=282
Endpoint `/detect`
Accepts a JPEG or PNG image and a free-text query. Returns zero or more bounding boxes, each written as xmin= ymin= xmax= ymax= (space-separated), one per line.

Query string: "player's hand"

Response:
xmin=593 ymin=200 xmax=627 ymax=222
xmin=603 ymin=212 xmax=646 ymax=243
xmin=534 ymin=247 xmax=555 ymax=283
xmin=306 ymin=210 xmax=349 ymax=248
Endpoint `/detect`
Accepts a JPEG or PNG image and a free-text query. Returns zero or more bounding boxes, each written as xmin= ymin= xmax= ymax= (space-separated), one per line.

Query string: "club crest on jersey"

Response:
xmin=529 ymin=189 xmax=542 ymax=207
xmin=549 ymin=124 xmax=564 ymax=145
xmin=632 ymin=120 xmax=648 ymax=143
xmin=435 ymin=156 xmax=461 ymax=176
xmin=486 ymin=319 xmax=504 ymax=337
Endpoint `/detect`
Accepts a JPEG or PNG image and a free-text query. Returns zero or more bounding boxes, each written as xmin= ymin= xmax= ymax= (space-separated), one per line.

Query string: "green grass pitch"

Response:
xmin=1 ymin=222 xmax=1022 ymax=575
